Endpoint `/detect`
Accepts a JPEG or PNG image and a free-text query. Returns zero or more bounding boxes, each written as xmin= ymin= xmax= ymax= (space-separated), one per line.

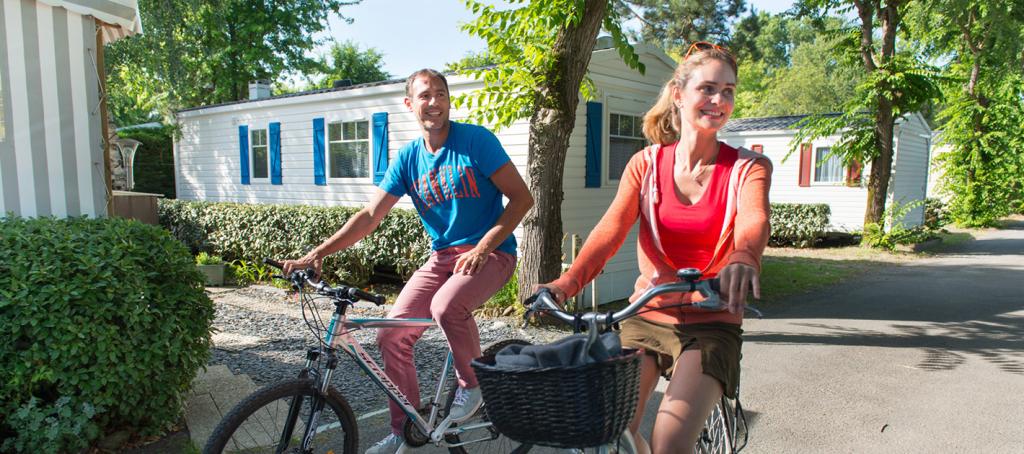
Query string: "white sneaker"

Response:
xmin=446 ymin=386 xmax=483 ymax=423
xmin=365 ymin=433 xmax=405 ymax=454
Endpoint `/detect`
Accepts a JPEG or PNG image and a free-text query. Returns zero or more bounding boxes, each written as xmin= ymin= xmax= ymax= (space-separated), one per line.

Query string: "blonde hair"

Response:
xmin=642 ymin=47 xmax=738 ymax=145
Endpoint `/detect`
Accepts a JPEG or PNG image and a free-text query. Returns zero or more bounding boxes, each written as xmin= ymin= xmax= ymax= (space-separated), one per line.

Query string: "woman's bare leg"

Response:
xmin=650 ymin=349 xmax=723 ymax=454
xmin=629 ymin=354 xmax=661 ymax=454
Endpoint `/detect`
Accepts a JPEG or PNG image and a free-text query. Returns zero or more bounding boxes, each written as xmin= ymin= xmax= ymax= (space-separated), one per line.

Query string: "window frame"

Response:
xmin=325 ymin=116 xmax=372 ymax=182
xmin=249 ymin=126 xmax=270 ymax=182
xmin=605 ymin=110 xmax=647 ymax=184
xmin=811 ymin=145 xmax=846 ymax=185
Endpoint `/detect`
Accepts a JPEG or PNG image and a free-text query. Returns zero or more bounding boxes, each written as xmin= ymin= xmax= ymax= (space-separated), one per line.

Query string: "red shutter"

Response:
xmin=798 ymin=143 xmax=812 ymax=187
xmin=751 ymin=144 xmax=763 ymax=153
xmin=846 ymin=159 xmax=863 ymax=187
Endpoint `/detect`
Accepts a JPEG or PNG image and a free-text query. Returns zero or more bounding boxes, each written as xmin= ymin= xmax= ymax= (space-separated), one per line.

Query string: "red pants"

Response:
xmin=377 ymin=245 xmax=515 ymax=434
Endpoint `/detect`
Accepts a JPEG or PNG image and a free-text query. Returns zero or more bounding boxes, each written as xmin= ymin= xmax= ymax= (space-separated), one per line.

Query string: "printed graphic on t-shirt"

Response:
xmin=410 ymin=165 xmax=481 ymax=210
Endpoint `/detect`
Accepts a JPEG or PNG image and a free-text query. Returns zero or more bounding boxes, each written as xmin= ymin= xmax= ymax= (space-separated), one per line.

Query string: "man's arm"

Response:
xmin=453 ymin=162 xmax=534 ymax=274
xmin=283 ymin=189 xmax=401 ymax=274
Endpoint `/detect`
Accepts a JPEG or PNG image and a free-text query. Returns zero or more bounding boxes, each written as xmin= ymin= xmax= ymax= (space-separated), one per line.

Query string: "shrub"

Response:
xmin=0 ymin=216 xmax=215 ymax=450
xmin=861 ymin=199 xmax=935 ymax=251
xmin=158 ymin=200 xmax=432 ymax=285
xmin=924 ymin=198 xmax=950 ymax=230
xmin=118 ymin=125 xmax=175 ymax=198
xmin=195 ymin=252 xmax=224 ymax=265
xmin=1 ymin=397 xmax=102 ymax=454
xmin=769 ymin=203 xmax=831 ymax=247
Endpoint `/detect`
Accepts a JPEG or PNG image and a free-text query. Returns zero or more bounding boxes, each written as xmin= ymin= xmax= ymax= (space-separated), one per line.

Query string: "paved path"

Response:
xmin=738 ymin=220 xmax=1024 ymax=453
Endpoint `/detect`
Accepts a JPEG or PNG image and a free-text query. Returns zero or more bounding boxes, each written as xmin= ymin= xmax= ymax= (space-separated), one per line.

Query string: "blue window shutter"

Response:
xmin=269 ymin=122 xmax=282 ymax=185
xmin=585 ymin=101 xmax=603 ymax=188
xmin=313 ymin=118 xmax=326 ymax=185
xmin=239 ymin=125 xmax=250 ymax=185
xmin=372 ymin=112 xmax=389 ymax=184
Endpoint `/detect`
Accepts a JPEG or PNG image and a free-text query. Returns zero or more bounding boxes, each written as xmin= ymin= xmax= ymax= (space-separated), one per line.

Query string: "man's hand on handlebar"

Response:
xmin=718 ymin=263 xmax=760 ymax=315
xmin=282 ymin=250 xmax=323 ymax=279
xmin=531 ymin=284 xmax=568 ymax=306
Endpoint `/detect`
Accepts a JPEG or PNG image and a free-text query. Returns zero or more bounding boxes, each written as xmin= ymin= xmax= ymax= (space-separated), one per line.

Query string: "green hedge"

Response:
xmin=118 ymin=125 xmax=175 ymax=198
xmin=0 ymin=217 xmax=215 ymax=451
xmin=769 ymin=203 xmax=831 ymax=247
xmin=157 ymin=200 xmax=432 ymax=284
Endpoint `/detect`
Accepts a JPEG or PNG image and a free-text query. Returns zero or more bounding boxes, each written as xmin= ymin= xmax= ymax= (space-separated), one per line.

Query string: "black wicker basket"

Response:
xmin=470 ymin=349 xmax=642 ymax=448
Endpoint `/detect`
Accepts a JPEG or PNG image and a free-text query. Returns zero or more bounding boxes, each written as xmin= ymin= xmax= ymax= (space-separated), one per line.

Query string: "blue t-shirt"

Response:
xmin=379 ymin=121 xmax=517 ymax=256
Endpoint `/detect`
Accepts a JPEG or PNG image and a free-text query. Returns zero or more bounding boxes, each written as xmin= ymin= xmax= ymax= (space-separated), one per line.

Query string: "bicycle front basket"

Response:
xmin=471 ymin=348 xmax=642 ymax=448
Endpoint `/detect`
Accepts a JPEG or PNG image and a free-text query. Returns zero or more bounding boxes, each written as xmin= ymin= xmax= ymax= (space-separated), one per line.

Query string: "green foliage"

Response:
xmin=769 ymin=203 xmax=831 ymax=247
xmin=860 ymin=199 xmax=934 ymax=251
xmin=0 ymin=217 xmax=214 ymax=445
xmin=310 ymin=40 xmax=390 ymax=88
xmin=195 ymin=252 xmax=224 ymax=265
xmin=615 ymin=0 xmax=745 ymax=55
xmin=454 ymin=0 xmax=644 ymax=130
xmin=104 ymin=0 xmax=359 ymax=121
xmin=228 ymin=260 xmax=273 ymax=286
xmin=1 ymin=397 xmax=103 ymax=454
xmin=923 ymin=197 xmax=950 ymax=230
xmin=444 ymin=50 xmax=499 ymax=72
xmin=158 ymin=200 xmax=431 ymax=285
xmin=117 ymin=125 xmax=176 ymax=198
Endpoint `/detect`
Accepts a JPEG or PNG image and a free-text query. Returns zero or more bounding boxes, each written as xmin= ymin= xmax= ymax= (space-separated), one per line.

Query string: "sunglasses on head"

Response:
xmin=684 ymin=41 xmax=729 ymax=60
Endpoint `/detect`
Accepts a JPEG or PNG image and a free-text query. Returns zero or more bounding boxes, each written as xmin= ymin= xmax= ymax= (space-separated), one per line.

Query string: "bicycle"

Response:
xmin=513 ymin=268 xmax=753 ymax=454
xmin=203 ymin=259 xmax=530 ymax=454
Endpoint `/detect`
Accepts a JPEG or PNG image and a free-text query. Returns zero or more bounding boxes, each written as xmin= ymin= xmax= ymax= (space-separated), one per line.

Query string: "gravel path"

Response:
xmin=206 ymin=285 xmax=571 ymax=416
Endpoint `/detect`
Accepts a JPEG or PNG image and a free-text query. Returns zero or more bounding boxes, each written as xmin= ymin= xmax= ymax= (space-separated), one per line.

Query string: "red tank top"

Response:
xmin=655 ymin=142 xmax=738 ymax=273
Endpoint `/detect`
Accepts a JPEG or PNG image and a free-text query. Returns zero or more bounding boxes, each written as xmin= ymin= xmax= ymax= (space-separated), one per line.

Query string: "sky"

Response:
xmin=321 ymin=0 xmax=801 ymax=79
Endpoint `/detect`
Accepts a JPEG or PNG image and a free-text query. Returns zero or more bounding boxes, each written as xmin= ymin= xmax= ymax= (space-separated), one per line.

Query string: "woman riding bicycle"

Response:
xmin=538 ymin=42 xmax=771 ymax=454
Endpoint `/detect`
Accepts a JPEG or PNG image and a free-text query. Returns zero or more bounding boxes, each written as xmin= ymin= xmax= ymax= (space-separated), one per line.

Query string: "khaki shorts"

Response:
xmin=619 ymin=317 xmax=743 ymax=398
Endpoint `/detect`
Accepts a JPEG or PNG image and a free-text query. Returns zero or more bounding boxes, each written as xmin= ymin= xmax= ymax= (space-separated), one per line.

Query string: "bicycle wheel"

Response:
xmin=204 ymin=378 xmax=358 ymax=454
xmin=694 ymin=396 xmax=735 ymax=454
xmin=445 ymin=339 xmax=533 ymax=454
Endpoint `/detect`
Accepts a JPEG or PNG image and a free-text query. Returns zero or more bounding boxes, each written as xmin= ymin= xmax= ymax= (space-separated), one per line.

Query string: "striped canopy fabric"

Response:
xmin=39 ymin=0 xmax=141 ymax=42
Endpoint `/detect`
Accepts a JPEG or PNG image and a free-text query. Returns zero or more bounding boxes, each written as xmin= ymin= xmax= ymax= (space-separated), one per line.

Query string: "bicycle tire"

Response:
xmin=694 ymin=396 xmax=735 ymax=454
xmin=204 ymin=378 xmax=358 ymax=454
xmin=444 ymin=339 xmax=533 ymax=454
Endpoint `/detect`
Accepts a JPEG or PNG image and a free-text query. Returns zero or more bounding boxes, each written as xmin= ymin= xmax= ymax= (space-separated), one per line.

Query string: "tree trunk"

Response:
xmin=518 ymin=0 xmax=608 ymax=300
xmin=861 ymin=0 xmax=901 ymax=226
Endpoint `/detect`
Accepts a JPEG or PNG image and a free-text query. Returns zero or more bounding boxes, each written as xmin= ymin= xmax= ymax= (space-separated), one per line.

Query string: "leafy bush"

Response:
xmin=0 ymin=216 xmax=215 ymax=449
xmin=1 ymin=397 xmax=102 ymax=453
xmin=769 ymin=203 xmax=831 ymax=247
xmin=924 ymin=198 xmax=950 ymax=230
xmin=158 ymin=200 xmax=432 ymax=286
xmin=861 ymin=199 xmax=936 ymax=251
xmin=118 ymin=125 xmax=175 ymax=198
xmin=195 ymin=252 xmax=224 ymax=265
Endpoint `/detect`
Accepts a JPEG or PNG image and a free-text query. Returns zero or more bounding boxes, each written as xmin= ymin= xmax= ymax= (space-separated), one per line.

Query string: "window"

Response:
xmin=813 ymin=146 xmax=844 ymax=183
xmin=250 ymin=129 xmax=268 ymax=179
xmin=608 ymin=113 xmax=646 ymax=180
xmin=328 ymin=120 xmax=370 ymax=179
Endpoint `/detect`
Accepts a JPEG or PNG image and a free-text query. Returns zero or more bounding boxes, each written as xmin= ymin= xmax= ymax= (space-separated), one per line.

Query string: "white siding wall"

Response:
xmin=889 ymin=113 xmax=929 ymax=227
xmin=719 ymin=131 xmax=869 ymax=231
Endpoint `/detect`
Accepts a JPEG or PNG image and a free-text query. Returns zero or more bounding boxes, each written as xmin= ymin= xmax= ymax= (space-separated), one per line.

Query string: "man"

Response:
xmin=284 ymin=68 xmax=533 ymax=454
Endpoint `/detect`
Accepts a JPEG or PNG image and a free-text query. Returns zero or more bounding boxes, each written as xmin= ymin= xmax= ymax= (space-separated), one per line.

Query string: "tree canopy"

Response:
xmin=311 ymin=40 xmax=390 ymax=88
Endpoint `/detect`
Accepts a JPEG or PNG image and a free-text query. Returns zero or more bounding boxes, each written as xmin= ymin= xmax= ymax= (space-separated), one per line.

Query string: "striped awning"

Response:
xmin=38 ymin=0 xmax=142 ymax=42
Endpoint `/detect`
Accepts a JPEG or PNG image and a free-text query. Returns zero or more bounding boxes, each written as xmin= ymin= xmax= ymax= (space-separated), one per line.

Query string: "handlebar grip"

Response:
xmin=264 ymin=258 xmax=285 ymax=270
xmin=350 ymin=288 xmax=386 ymax=306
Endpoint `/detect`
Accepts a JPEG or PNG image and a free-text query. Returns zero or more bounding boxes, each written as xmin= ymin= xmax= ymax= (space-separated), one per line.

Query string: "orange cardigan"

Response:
xmin=550 ymin=142 xmax=772 ymax=325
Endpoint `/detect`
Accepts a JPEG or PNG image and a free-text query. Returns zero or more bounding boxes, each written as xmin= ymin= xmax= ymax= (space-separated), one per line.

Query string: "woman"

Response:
xmin=540 ymin=43 xmax=771 ymax=454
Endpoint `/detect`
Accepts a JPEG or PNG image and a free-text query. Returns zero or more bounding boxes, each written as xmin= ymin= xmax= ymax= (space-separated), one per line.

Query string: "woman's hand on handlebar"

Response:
xmin=718 ymin=263 xmax=760 ymax=314
xmin=530 ymin=283 xmax=568 ymax=306
xmin=282 ymin=250 xmax=323 ymax=278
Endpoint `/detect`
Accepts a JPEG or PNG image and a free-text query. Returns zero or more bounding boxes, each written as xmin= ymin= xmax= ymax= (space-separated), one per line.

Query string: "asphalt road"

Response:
xmin=739 ymin=219 xmax=1024 ymax=453
xmin=358 ymin=219 xmax=1024 ymax=453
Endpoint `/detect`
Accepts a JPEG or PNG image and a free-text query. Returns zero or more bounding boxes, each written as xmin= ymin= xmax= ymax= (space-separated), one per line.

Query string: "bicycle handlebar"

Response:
xmin=524 ymin=268 xmax=760 ymax=332
xmin=263 ymin=258 xmax=386 ymax=306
